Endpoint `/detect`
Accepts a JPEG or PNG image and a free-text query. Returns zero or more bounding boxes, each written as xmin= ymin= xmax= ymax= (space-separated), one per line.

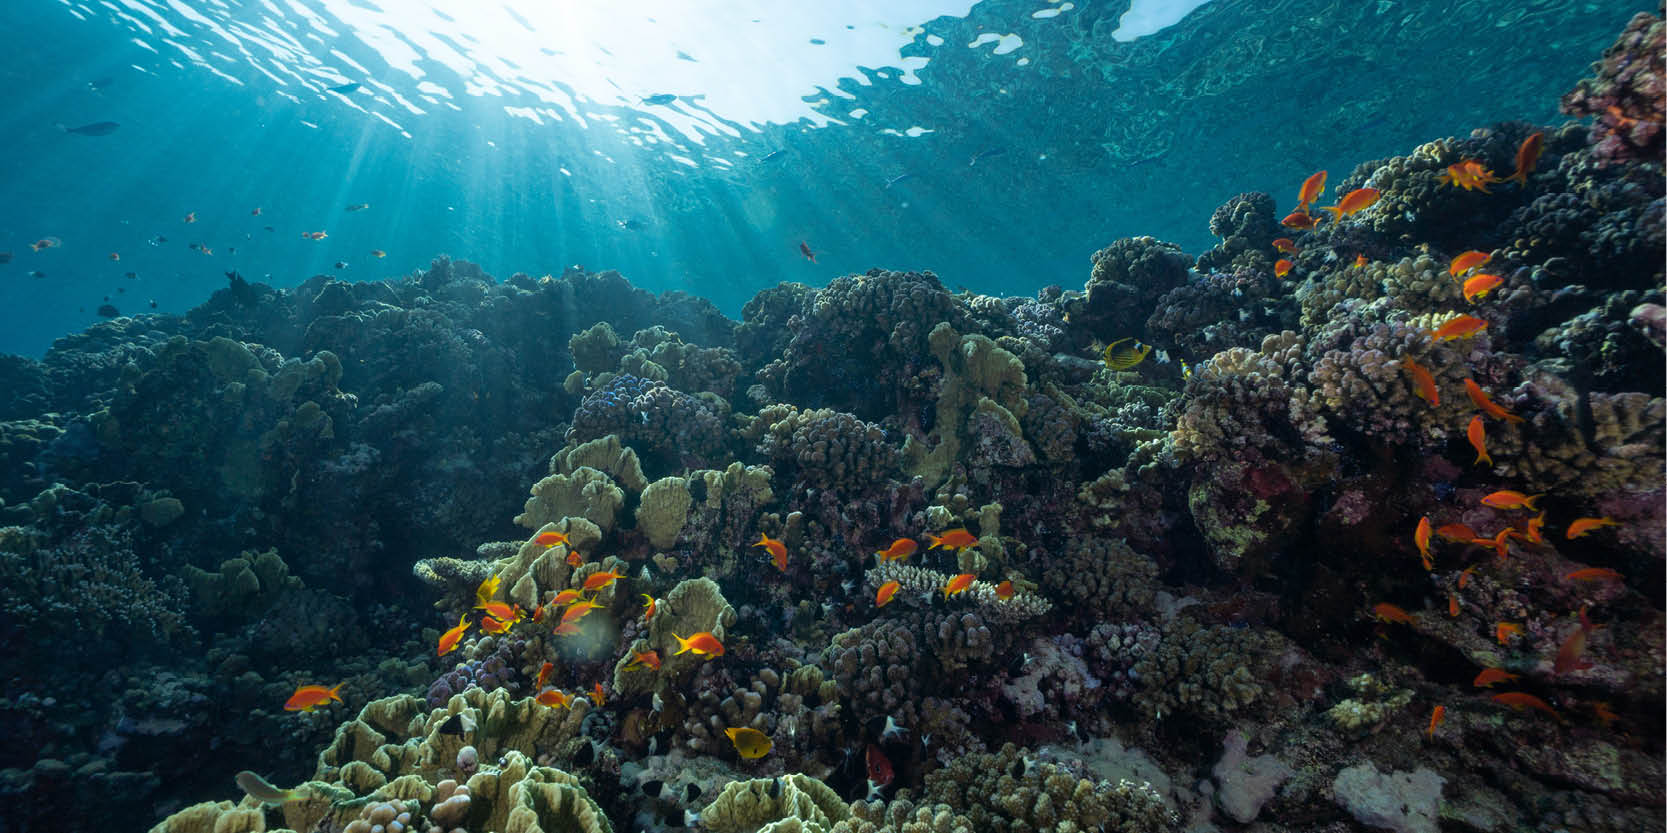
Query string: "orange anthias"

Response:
xmin=1480 ymin=490 xmax=1541 ymax=511
xmin=641 ymin=594 xmax=658 ymax=620
xmin=1565 ymin=517 xmax=1620 ymax=539
xmin=1467 ymin=415 xmax=1492 ymax=466
xmin=625 ymin=650 xmax=661 ymax=671
xmin=1280 ymin=210 xmax=1317 ymax=229
xmin=1431 ymin=315 xmax=1488 ymax=341
xmin=1462 ymin=273 xmax=1503 ymax=303
xmin=875 ymin=538 xmax=917 ymax=562
xmin=560 ymin=600 xmax=602 ymax=625
xmin=1472 ymin=667 xmax=1520 ymax=688
xmin=581 ymin=570 xmax=625 ymax=592
xmin=438 ymin=613 xmax=471 ymax=656
xmin=1271 ymin=237 xmax=1298 ymax=254
xmin=285 ymin=683 xmax=344 ymax=712
xmin=1372 ymin=602 xmax=1415 ymax=625
xmin=536 ymin=689 xmax=574 ymax=709
xmin=535 ymin=661 xmax=554 ymax=690
xmin=928 ymin=528 xmax=979 ymax=551
xmin=1491 ymin=692 xmax=1561 ymax=721
xmin=1438 ymin=159 xmax=1499 ymax=192
xmin=1427 ymin=704 xmax=1445 ymax=739
xmin=535 ymin=530 xmax=570 ymax=548
xmin=875 ymin=580 xmax=901 ymax=607
xmin=1564 ymin=567 xmax=1623 ymax=583
xmin=1274 ymin=259 xmax=1293 ymax=278
xmin=592 ymin=682 xmax=607 ymax=706
xmin=481 ymin=615 xmax=514 ymax=635
xmin=1448 ymin=250 xmax=1490 ymax=277
xmin=477 ymin=601 xmax=522 ymax=623
xmin=1319 ymin=187 xmax=1381 ymax=222
xmin=1553 ymin=609 xmax=1597 ymax=675
xmin=1495 ymin=622 xmax=1524 ymax=644
xmin=754 ymin=534 xmax=788 ymax=571
xmin=674 ymin=631 xmax=725 ymax=657
xmin=1504 ymin=132 xmax=1543 ymax=185
xmin=1403 ymin=358 xmax=1439 ymax=406
xmin=1414 ymin=516 xmax=1433 ymax=570
xmin=995 ymin=580 xmax=1015 ymax=600
xmin=1297 ymin=170 xmax=1327 ymax=209
xmin=942 ymin=573 xmax=976 ymax=599
xmin=1437 ymin=522 xmax=1478 ymax=542
xmin=566 ymin=549 xmax=586 ymax=568
xmin=1463 ymin=379 xmax=1524 ymax=423
xmin=551 ymin=589 xmax=584 ymax=607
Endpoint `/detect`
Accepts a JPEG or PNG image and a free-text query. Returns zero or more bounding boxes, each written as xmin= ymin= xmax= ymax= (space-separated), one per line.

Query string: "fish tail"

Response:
xmin=1320 ymin=205 xmax=1342 ymax=223
xmin=1476 ymin=451 xmax=1492 ymax=466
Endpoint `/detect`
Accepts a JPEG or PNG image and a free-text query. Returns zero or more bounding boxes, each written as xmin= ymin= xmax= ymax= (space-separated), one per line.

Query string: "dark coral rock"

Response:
xmin=1197 ymin=191 xmax=1279 ymax=274
xmin=1068 ymin=237 xmax=1192 ymax=343
xmin=754 ymin=407 xmax=899 ymax=489
xmin=1147 ymin=266 xmax=1294 ymax=362
xmin=1561 ymin=8 xmax=1666 ymax=166
xmin=568 ymin=374 xmax=727 ymax=473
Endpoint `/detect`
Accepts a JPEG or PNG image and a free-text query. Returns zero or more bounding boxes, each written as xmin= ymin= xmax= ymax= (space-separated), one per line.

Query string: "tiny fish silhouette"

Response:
xmin=59 ymin=121 xmax=120 ymax=136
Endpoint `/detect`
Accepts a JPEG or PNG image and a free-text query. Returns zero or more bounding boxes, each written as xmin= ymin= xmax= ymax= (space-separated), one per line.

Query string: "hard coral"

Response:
xmin=1560 ymin=9 xmax=1666 ymax=165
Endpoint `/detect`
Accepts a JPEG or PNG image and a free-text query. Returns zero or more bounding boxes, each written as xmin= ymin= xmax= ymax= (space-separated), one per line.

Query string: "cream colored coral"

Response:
xmin=636 ymin=476 xmax=692 ymax=550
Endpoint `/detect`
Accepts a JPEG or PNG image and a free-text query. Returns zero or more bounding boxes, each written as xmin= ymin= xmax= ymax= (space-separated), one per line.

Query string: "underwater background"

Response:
xmin=0 ymin=1 xmax=1663 ymax=832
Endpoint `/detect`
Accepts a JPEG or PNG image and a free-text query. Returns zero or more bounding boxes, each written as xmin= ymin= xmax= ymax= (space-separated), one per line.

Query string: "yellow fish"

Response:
xmin=1102 ymin=337 xmax=1152 ymax=371
xmin=724 ymin=726 xmax=773 ymax=759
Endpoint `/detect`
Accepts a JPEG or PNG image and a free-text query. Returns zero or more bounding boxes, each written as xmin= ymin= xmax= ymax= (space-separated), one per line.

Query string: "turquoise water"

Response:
xmin=0 ymin=0 xmax=1639 ymax=356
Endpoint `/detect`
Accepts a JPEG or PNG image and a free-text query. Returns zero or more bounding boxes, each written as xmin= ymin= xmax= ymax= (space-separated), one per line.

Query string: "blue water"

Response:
xmin=0 ymin=0 xmax=1644 ymax=356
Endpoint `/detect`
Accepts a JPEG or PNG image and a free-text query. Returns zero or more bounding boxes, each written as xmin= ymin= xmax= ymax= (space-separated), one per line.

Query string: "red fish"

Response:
xmin=580 ymin=570 xmax=624 ymax=592
xmin=624 ymin=650 xmax=661 ymax=671
xmin=1414 ymin=516 xmax=1433 ymax=570
xmin=1427 ymin=704 xmax=1445 ymax=739
xmin=927 ymin=528 xmax=979 ymax=551
xmin=1472 ymin=667 xmax=1520 ymax=688
xmin=875 ymin=580 xmax=900 ymax=607
xmin=673 ymin=631 xmax=725 ymax=657
xmin=1504 ymin=132 xmax=1543 ymax=185
xmin=942 ymin=573 xmax=975 ymax=599
xmin=1480 ymin=490 xmax=1540 ymax=510
xmin=1565 ymin=517 xmax=1619 ymax=539
xmin=1430 ymin=314 xmax=1488 ymax=340
xmin=1280 ymin=210 xmax=1316 ymax=229
xmin=1403 ymin=357 xmax=1438 ymax=406
xmin=1448 ymin=250 xmax=1490 ymax=277
xmin=1296 ymin=170 xmax=1327 ymax=209
xmin=551 ymin=589 xmax=584 ymax=607
xmin=566 ymin=549 xmax=585 ymax=568
xmin=1563 ymin=567 xmax=1623 ymax=583
xmin=1467 ymin=415 xmax=1491 ymax=467
xmin=1372 ymin=602 xmax=1414 ymax=624
xmin=535 ymin=689 xmax=574 ymax=709
xmin=875 ymin=538 xmax=917 ymax=562
xmin=640 ymin=593 xmax=657 ymax=620
xmin=1271 ymin=237 xmax=1298 ymax=254
xmin=477 ymin=601 xmax=522 ymax=622
xmin=1458 ymin=564 xmax=1479 ymax=589
xmin=1273 ymin=259 xmax=1293 ymax=278
xmin=1553 ymin=610 xmax=1597 ymax=676
xmin=1463 ymin=379 xmax=1523 ymax=423
xmin=1438 ymin=160 xmax=1498 ymax=192
xmin=592 ymin=682 xmax=606 ymax=706
xmin=1437 ymin=523 xmax=1478 ymax=542
xmin=1495 ymin=622 xmax=1524 ymax=644
xmin=437 ymin=613 xmax=470 ymax=656
xmin=866 ymin=743 xmax=894 ymax=787
xmin=1474 ymin=527 xmax=1517 ymax=561
xmin=1319 ymin=187 xmax=1380 ymax=222
xmin=754 ymin=534 xmax=788 ymax=571
xmin=552 ymin=622 xmax=582 ymax=637
xmin=535 ymin=530 xmax=570 ymax=548
xmin=995 ymin=580 xmax=1015 ymax=600
xmin=1462 ymin=273 xmax=1503 ymax=303
xmin=1491 ymin=692 xmax=1560 ymax=721
xmin=798 ymin=241 xmax=816 ymax=263
xmin=284 ymin=683 xmax=344 ymax=712
xmin=1447 ymin=595 xmax=1460 ymax=617
xmin=535 ymin=661 xmax=554 ymax=690
xmin=1352 ymin=253 xmax=1368 ymax=268
xmin=481 ymin=615 xmax=514 ymax=635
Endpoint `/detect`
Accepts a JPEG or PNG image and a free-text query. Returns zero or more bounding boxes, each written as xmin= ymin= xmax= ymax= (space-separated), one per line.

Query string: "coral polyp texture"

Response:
xmin=0 ymin=14 xmax=1658 ymax=833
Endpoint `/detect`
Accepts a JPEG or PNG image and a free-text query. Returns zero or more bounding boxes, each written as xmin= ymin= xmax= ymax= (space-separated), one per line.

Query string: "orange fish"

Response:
xmin=640 ymin=594 xmax=657 ymax=620
xmin=1480 ymin=490 xmax=1540 ymax=510
xmin=1352 ymin=253 xmax=1368 ymax=268
xmin=437 ymin=613 xmax=470 ymax=656
xmin=1372 ymin=602 xmax=1415 ymax=625
xmin=475 ymin=574 xmax=501 ymax=604
xmin=1475 ymin=527 xmax=1518 ymax=561
xmin=1590 ymin=701 xmax=1619 ymax=728
xmin=1462 ymin=273 xmax=1503 ymax=303
xmin=1458 ymin=564 xmax=1479 ymax=589
xmin=1430 ymin=315 xmax=1488 ymax=341
xmin=1520 ymin=512 xmax=1547 ymax=544
xmin=1504 ymin=132 xmax=1543 ymax=185
xmin=566 ymin=549 xmax=585 ymax=568
xmin=551 ymin=589 xmax=584 ymax=607
xmin=477 ymin=601 xmax=522 ymax=622
xmin=1319 ymin=187 xmax=1380 ymax=222
xmin=1467 ymin=415 xmax=1491 ymax=467
xmin=581 ymin=570 xmax=624 ymax=592
xmin=481 ymin=615 xmax=514 ymax=635
xmin=1427 ymin=704 xmax=1445 ymax=739
xmin=560 ymin=600 xmax=601 ymax=625
xmin=1437 ymin=523 xmax=1478 ymax=542
xmin=1563 ymin=567 xmax=1623 ymax=583
xmin=1448 ymin=250 xmax=1490 ymax=277
xmin=875 ymin=538 xmax=917 ymax=562
xmin=1403 ymin=358 xmax=1438 ymax=406
xmin=371 ymin=249 xmax=386 ymax=258
xmin=1491 ymin=692 xmax=1560 ymax=721
xmin=1553 ymin=610 xmax=1596 ymax=675
xmin=1297 ymin=170 xmax=1327 ymax=209
xmin=995 ymin=580 xmax=1015 ymax=600
xmin=535 ymin=530 xmax=570 ymax=548
xmin=942 ymin=573 xmax=976 ymax=599
xmin=1280 ymin=210 xmax=1316 ymax=229
xmin=799 ymin=241 xmax=816 ymax=263
xmin=875 ymin=580 xmax=900 ymax=607
xmin=592 ymin=682 xmax=606 ymax=706
xmin=1447 ymin=595 xmax=1460 ymax=617
xmin=1414 ymin=516 xmax=1433 ymax=570
xmin=1438 ymin=159 xmax=1498 ymax=192
xmin=1271 ymin=237 xmax=1298 ymax=254
xmin=1495 ymin=622 xmax=1524 ymax=644
xmin=284 ymin=683 xmax=344 ymax=712
xmin=1273 ymin=259 xmax=1293 ymax=278
xmin=183 ymin=212 xmax=197 ymax=223
xmin=535 ymin=661 xmax=554 ymax=690
xmin=108 ymin=252 xmax=120 ymax=262
xmin=1473 ymin=667 xmax=1520 ymax=688
xmin=673 ymin=631 xmax=725 ymax=657
xmin=927 ymin=528 xmax=979 ymax=551
xmin=1462 ymin=379 xmax=1523 ymax=423
xmin=535 ymin=689 xmax=574 ymax=709
xmin=1565 ymin=517 xmax=1620 ymax=539
xmin=754 ymin=534 xmax=788 ymax=571
xmin=552 ymin=622 xmax=582 ymax=637
xmin=624 ymin=650 xmax=661 ymax=671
